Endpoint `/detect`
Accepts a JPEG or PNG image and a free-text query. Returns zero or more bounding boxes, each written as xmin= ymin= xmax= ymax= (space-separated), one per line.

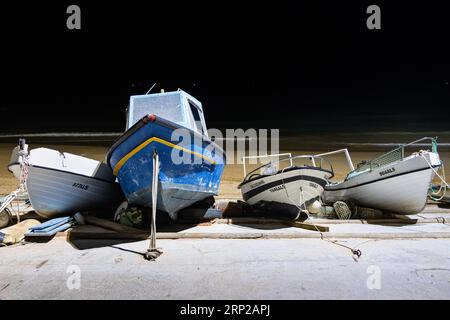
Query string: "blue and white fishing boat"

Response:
xmin=106 ymin=90 xmax=225 ymax=220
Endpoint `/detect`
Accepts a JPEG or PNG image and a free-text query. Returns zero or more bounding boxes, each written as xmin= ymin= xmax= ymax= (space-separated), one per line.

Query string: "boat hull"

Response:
xmin=107 ymin=116 xmax=225 ymax=220
xmin=26 ymin=166 xmax=124 ymax=218
xmin=240 ymin=167 xmax=332 ymax=219
xmin=324 ymin=152 xmax=440 ymax=214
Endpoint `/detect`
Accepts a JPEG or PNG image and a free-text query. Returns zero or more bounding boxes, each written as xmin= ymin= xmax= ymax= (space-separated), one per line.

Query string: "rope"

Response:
xmin=417 ymin=214 xmax=450 ymax=226
xmin=0 ymin=150 xmax=31 ymax=226
xmin=280 ymin=166 xmax=309 ymax=218
xmin=0 ymin=189 xmax=22 ymax=224
xmin=279 ymin=166 xmax=362 ymax=259
xmin=59 ymin=152 xmax=67 ymax=168
xmin=419 ymin=152 xmax=449 ymax=201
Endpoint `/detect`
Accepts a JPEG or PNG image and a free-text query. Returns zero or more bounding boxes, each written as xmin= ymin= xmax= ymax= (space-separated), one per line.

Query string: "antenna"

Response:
xmin=145 ymin=83 xmax=157 ymax=95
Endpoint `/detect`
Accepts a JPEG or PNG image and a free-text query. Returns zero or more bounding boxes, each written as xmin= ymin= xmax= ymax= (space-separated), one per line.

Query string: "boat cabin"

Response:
xmin=126 ymin=90 xmax=208 ymax=137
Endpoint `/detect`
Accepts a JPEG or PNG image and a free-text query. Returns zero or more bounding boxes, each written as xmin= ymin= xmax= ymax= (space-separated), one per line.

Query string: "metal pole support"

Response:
xmin=144 ymin=151 xmax=163 ymax=261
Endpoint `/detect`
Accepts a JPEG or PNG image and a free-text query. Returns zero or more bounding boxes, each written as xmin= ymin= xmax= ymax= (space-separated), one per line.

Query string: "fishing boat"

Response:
xmin=324 ymin=137 xmax=442 ymax=214
xmin=238 ymin=151 xmax=348 ymax=219
xmin=7 ymin=141 xmax=124 ymax=218
xmin=106 ymin=90 xmax=225 ymax=220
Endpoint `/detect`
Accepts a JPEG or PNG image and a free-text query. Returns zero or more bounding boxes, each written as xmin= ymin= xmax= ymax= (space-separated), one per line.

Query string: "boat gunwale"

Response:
xmin=28 ymin=164 xmax=119 ymax=185
xmin=348 ymin=136 xmax=438 ymax=177
xmin=324 ymin=164 xmax=440 ymax=192
xmin=106 ymin=114 xmax=226 ymax=166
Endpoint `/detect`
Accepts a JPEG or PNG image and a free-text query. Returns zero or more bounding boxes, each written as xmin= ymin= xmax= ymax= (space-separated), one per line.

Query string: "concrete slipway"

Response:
xmin=1 ymin=211 xmax=450 ymax=300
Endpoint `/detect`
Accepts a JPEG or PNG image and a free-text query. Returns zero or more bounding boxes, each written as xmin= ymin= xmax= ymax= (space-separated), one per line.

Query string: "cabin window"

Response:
xmin=128 ymin=93 xmax=185 ymax=128
xmin=188 ymin=100 xmax=204 ymax=133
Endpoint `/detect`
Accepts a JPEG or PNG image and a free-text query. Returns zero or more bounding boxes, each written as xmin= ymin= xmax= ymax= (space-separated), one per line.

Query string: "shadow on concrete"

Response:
xmin=67 ymin=237 xmax=148 ymax=257
xmin=437 ymin=203 xmax=450 ymax=209
xmin=109 ymin=244 xmax=146 ymax=256
xmin=66 ymin=225 xmax=147 ymax=250
xmin=66 ymin=213 xmax=215 ymax=251
xmin=24 ymin=234 xmax=57 ymax=243
xmin=67 ymin=235 xmax=146 ymax=251
xmin=226 ymin=219 xmax=292 ymax=231
xmin=361 ymin=219 xmax=420 ymax=227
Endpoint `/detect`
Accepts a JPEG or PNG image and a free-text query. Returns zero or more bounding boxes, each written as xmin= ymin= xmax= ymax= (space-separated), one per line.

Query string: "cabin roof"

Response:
xmin=126 ymin=90 xmax=207 ymax=136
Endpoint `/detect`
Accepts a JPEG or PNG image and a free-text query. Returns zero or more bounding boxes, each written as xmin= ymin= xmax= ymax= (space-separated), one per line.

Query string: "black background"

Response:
xmin=0 ymin=1 xmax=449 ymax=133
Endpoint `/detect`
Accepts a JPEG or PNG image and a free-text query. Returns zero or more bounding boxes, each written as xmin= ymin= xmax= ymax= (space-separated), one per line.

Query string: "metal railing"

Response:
xmin=351 ymin=136 xmax=438 ymax=174
xmin=241 ymin=154 xmax=334 ymax=182
xmin=242 ymin=153 xmax=293 ymax=177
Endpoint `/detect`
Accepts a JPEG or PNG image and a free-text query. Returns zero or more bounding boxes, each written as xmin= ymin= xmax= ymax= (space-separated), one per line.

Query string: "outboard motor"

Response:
xmin=7 ymin=139 xmax=29 ymax=180
xmin=19 ymin=138 xmax=25 ymax=150
xmin=17 ymin=138 xmax=29 ymax=157
xmin=19 ymin=138 xmax=28 ymax=153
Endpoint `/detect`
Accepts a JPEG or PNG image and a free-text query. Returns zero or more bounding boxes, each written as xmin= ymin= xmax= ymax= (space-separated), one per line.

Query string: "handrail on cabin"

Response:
xmin=351 ymin=136 xmax=438 ymax=174
xmin=241 ymin=154 xmax=334 ymax=181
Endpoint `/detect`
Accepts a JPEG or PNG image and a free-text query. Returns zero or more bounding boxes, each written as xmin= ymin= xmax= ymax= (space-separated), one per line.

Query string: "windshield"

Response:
xmin=128 ymin=93 xmax=185 ymax=129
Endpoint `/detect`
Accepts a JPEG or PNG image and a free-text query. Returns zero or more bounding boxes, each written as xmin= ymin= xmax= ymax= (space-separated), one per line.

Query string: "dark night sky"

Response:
xmin=0 ymin=1 xmax=449 ymax=133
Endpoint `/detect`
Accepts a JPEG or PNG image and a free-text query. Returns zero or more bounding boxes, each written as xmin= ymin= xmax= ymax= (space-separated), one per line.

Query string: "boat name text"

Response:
xmin=309 ymin=182 xmax=318 ymax=188
xmin=379 ymin=168 xmax=396 ymax=176
xmin=269 ymin=185 xmax=285 ymax=192
xmin=72 ymin=182 xmax=89 ymax=190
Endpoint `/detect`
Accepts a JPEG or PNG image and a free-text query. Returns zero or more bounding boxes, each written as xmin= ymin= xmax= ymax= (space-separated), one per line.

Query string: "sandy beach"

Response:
xmin=1 ymin=142 xmax=449 ymax=199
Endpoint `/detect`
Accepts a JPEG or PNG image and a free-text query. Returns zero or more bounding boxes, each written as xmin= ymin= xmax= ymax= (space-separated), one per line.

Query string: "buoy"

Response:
xmin=307 ymin=200 xmax=322 ymax=214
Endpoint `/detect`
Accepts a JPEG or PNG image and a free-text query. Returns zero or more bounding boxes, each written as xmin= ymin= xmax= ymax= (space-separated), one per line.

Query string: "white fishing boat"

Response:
xmin=239 ymin=151 xmax=350 ymax=219
xmin=324 ymin=137 xmax=442 ymax=214
xmin=7 ymin=141 xmax=124 ymax=218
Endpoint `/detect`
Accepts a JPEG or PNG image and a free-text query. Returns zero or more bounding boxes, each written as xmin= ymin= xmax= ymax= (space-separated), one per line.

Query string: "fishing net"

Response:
xmin=333 ymin=201 xmax=352 ymax=220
